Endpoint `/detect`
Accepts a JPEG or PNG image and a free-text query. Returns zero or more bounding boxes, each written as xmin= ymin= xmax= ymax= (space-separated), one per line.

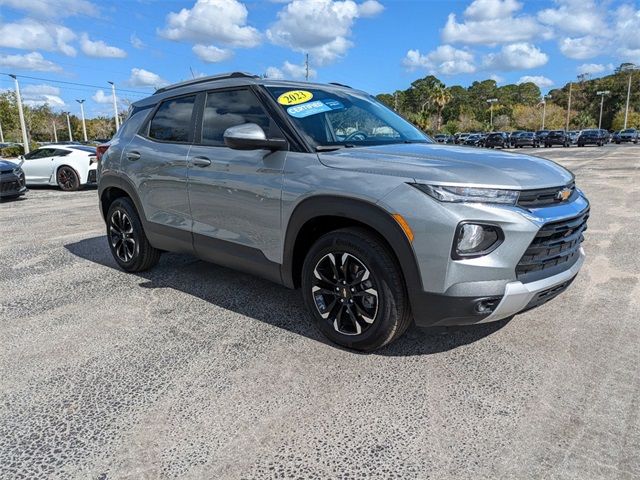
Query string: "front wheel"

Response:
xmin=106 ymin=197 xmax=161 ymax=272
xmin=301 ymin=228 xmax=412 ymax=352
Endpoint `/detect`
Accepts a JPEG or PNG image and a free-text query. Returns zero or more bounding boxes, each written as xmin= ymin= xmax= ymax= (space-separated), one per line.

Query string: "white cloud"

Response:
xmin=265 ymin=61 xmax=317 ymax=80
xmin=577 ymin=63 xmax=609 ymax=75
xmin=442 ymin=10 xmax=549 ymax=45
xmin=489 ymin=73 xmax=504 ymax=84
xmin=80 ymin=33 xmax=127 ymax=58
xmin=267 ymin=0 xmax=383 ymax=66
xmin=559 ymin=35 xmax=602 ymax=59
xmin=403 ymin=45 xmax=476 ymax=75
xmin=483 ymin=42 xmax=548 ymax=71
xmin=518 ymin=75 xmax=554 ymax=89
xmin=0 ymin=19 xmax=77 ymax=56
xmin=537 ymin=0 xmax=605 ymax=36
xmin=0 ymin=52 xmax=61 ymax=72
xmin=92 ymin=89 xmax=111 ymax=104
xmin=463 ymin=0 xmax=522 ymax=21
xmin=192 ymin=44 xmax=234 ymax=63
xmin=130 ymin=34 xmax=145 ymax=49
xmin=159 ymin=0 xmax=260 ymax=48
xmin=128 ymin=68 xmax=168 ymax=87
xmin=21 ymin=84 xmax=65 ymax=107
xmin=0 ymin=0 xmax=97 ymax=17
xmin=612 ymin=5 xmax=640 ymax=63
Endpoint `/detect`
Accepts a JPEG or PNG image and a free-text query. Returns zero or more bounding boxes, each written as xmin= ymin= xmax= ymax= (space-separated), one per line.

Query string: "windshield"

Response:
xmin=265 ymin=86 xmax=431 ymax=148
xmin=622 ymin=129 xmax=636 ymax=133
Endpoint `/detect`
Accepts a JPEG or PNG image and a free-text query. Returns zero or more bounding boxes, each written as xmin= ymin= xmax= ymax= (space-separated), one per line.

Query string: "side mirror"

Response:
xmin=223 ymin=123 xmax=287 ymax=151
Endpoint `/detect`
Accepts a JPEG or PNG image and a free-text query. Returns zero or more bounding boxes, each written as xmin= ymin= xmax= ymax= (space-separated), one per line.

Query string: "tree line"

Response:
xmin=0 ymin=91 xmax=115 ymax=146
xmin=376 ymin=66 xmax=640 ymax=134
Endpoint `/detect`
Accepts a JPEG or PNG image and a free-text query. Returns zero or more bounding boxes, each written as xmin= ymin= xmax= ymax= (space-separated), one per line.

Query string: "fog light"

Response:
xmin=453 ymin=223 xmax=503 ymax=259
xmin=474 ymin=298 xmax=501 ymax=314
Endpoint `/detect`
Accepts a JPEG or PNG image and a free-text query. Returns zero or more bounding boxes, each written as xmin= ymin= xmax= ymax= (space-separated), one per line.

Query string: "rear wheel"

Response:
xmin=106 ymin=197 xmax=161 ymax=272
xmin=57 ymin=166 xmax=80 ymax=191
xmin=301 ymin=228 xmax=411 ymax=352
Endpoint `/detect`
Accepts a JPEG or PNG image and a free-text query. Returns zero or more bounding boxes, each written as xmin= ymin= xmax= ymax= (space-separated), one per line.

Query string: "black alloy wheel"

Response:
xmin=57 ymin=166 xmax=80 ymax=191
xmin=106 ymin=197 xmax=161 ymax=272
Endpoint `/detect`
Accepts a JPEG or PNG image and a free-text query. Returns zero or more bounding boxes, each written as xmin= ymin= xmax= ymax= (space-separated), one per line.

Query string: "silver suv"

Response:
xmin=98 ymin=72 xmax=589 ymax=351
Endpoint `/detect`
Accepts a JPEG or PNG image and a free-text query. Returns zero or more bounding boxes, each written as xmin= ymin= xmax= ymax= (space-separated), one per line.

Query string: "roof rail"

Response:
xmin=154 ymin=72 xmax=259 ymax=94
xmin=329 ymin=82 xmax=352 ymax=89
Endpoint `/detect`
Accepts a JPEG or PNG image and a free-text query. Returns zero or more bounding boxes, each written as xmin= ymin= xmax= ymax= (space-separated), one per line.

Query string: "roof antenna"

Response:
xmin=190 ymin=67 xmax=196 ymax=79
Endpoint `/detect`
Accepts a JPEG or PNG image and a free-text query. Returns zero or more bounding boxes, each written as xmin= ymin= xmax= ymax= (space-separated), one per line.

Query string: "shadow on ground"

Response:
xmin=65 ymin=236 xmax=510 ymax=357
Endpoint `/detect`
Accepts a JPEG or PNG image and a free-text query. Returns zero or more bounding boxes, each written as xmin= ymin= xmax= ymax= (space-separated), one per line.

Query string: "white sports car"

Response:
xmin=21 ymin=144 xmax=98 ymax=191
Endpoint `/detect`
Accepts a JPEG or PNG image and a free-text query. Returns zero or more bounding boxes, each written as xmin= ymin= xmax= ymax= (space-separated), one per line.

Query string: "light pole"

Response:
xmin=541 ymin=94 xmax=551 ymax=130
xmin=486 ymin=98 xmax=498 ymax=130
xmin=621 ymin=64 xmax=638 ymax=129
xmin=0 ymin=120 xmax=4 ymax=143
xmin=65 ymin=112 xmax=73 ymax=142
xmin=76 ymin=99 xmax=88 ymax=142
xmin=596 ymin=90 xmax=610 ymax=129
xmin=108 ymin=81 xmax=120 ymax=131
xmin=565 ymin=81 xmax=573 ymax=131
xmin=52 ymin=120 xmax=58 ymax=143
xmin=8 ymin=74 xmax=30 ymax=154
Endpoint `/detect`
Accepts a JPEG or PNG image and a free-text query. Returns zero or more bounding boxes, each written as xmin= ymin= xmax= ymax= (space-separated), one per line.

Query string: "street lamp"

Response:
xmin=8 ymin=74 xmax=30 ymax=154
xmin=107 ymin=81 xmax=120 ymax=131
xmin=486 ymin=98 xmax=498 ymax=130
xmin=76 ymin=99 xmax=88 ymax=142
xmin=596 ymin=90 xmax=610 ymax=130
xmin=540 ymin=94 xmax=551 ymax=130
xmin=65 ymin=112 xmax=73 ymax=142
xmin=621 ymin=64 xmax=638 ymax=129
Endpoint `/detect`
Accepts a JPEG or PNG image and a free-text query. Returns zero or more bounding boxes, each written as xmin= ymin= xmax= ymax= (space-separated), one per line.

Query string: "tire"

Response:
xmin=301 ymin=227 xmax=412 ymax=352
xmin=57 ymin=166 xmax=80 ymax=191
xmin=106 ymin=197 xmax=161 ymax=272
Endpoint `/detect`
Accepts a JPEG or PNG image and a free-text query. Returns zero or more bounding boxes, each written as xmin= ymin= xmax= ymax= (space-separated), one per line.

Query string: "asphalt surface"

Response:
xmin=1 ymin=144 xmax=639 ymax=479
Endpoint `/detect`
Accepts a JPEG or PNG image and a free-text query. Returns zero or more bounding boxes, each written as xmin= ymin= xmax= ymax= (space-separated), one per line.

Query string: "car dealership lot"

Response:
xmin=1 ymin=145 xmax=639 ymax=479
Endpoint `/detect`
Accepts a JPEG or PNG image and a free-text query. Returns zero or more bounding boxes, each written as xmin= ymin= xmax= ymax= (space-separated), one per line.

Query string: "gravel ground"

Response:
xmin=0 ymin=144 xmax=639 ymax=479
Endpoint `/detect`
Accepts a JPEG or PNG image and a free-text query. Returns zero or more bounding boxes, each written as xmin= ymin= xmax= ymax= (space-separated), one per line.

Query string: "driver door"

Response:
xmin=22 ymin=148 xmax=57 ymax=184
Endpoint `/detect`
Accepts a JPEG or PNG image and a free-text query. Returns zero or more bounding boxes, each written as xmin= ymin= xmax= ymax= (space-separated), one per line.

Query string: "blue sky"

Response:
xmin=0 ymin=0 xmax=638 ymax=118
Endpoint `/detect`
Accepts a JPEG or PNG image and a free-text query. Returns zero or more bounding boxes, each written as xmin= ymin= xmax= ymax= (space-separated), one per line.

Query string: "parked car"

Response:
xmin=455 ymin=132 xmax=472 ymax=144
xmin=577 ymin=129 xmax=608 ymax=147
xmin=98 ymin=73 xmax=589 ymax=352
xmin=512 ymin=131 xmax=538 ymax=148
xmin=508 ymin=130 xmax=526 ymax=147
xmin=463 ymin=134 xmax=484 ymax=146
xmin=567 ymin=131 xmax=580 ymax=145
xmin=0 ymin=158 xmax=27 ymax=199
xmin=616 ymin=128 xmax=639 ymax=144
xmin=611 ymin=131 xmax=621 ymax=143
xmin=20 ymin=144 xmax=98 ymax=191
xmin=433 ymin=134 xmax=451 ymax=143
xmin=544 ymin=130 xmax=571 ymax=147
xmin=484 ymin=132 xmax=509 ymax=148
xmin=535 ymin=130 xmax=550 ymax=144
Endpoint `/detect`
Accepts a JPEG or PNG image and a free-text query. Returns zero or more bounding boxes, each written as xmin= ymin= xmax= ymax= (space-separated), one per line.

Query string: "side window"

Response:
xmin=201 ymin=89 xmax=273 ymax=146
xmin=25 ymin=149 xmax=54 ymax=160
xmin=53 ymin=149 xmax=71 ymax=157
xmin=148 ymin=95 xmax=196 ymax=143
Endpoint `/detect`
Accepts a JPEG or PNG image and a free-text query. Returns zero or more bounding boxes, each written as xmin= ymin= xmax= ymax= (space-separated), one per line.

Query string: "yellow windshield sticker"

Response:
xmin=277 ymin=90 xmax=313 ymax=106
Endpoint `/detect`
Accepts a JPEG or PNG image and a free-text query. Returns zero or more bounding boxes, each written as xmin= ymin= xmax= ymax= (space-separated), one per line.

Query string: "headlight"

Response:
xmin=412 ymin=183 xmax=519 ymax=205
xmin=453 ymin=223 xmax=504 ymax=259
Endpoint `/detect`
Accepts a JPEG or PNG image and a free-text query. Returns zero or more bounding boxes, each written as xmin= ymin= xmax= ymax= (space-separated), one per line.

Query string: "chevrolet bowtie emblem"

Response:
xmin=557 ymin=188 xmax=572 ymax=201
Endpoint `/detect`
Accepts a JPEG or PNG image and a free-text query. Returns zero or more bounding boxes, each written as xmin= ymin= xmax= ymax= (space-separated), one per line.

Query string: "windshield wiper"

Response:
xmin=315 ymin=144 xmax=356 ymax=152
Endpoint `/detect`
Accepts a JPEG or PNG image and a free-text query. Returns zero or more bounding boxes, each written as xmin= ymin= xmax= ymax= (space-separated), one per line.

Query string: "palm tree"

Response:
xmin=429 ymin=85 xmax=452 ymax=131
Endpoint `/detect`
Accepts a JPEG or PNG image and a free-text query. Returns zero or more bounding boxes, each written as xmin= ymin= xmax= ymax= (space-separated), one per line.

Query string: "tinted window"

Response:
xmin=53 ymin=149 xmax=71 ymax=156
xmin=201 ymin=89 xmax=272 ymax=145
xmin=25 ymin=148 xmax=56 ymax=160
xmin=149 ymin=95 xmax=196 ymax=142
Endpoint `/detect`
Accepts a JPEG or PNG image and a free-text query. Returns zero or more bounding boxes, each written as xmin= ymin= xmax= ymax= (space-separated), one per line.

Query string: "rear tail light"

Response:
xmin=96 ymin=144 xmax=110 ymax=162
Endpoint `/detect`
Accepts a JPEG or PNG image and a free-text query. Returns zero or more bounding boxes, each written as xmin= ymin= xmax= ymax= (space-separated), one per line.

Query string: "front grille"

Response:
xmin=518 ymin=183 xmax=576 ymax=208
xmin=516 ymin=208 xmax=589 ymax=283
xmin=1 ymin=180 xmax=20 ymax=193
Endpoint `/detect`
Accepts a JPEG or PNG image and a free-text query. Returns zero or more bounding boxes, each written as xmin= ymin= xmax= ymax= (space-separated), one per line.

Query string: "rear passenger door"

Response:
xmin=123 ymin=94 xmax=198 ymax=252
xmin=187 ymin=87 xmax=287 ymax=271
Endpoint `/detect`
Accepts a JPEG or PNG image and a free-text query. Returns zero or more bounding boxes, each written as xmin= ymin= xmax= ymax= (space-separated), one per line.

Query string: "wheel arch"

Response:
xmin=55 ymin=164 xmax=81 ymax=187
xmin=281 ymin=196 xmax=423 ymax=297
xmin=99 ymin=173 xmax=146 ymax=223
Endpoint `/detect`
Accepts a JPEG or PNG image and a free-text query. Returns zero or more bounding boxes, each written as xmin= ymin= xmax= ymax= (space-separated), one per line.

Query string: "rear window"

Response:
xmin=149 ymin=95 xmax=196 ymax=143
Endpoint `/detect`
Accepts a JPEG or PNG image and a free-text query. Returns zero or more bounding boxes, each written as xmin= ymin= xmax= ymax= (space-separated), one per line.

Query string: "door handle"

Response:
xmin=191 ymin=156 xmax=211 ymax=167
xmin=126 ymin=151 xmax=141 ymax=161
